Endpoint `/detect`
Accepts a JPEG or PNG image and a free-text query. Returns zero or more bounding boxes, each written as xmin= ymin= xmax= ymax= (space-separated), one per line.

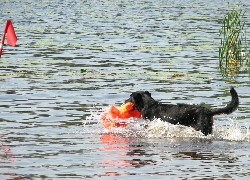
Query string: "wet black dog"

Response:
xmin=125 ymin=88 xmax=239 ymax=135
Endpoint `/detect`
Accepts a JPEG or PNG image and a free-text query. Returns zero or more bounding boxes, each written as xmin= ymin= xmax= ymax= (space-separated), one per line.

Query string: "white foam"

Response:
xmin=213 ymin=120 xmax=250 ymax=142
xmin=144 ymin=119 xmax=205 ymax=138
xmin=85 ymin=110 xmax=250 ymax=142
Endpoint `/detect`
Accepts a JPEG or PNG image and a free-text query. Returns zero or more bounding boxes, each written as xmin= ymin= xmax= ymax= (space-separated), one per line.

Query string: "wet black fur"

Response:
xmin=125 ymin=88 xmax=239 ymax=135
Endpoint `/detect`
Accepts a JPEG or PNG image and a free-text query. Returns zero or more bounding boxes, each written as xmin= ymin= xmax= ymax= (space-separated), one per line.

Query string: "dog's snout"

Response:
xmin=125 ymin=97 xmax=132 ymax=103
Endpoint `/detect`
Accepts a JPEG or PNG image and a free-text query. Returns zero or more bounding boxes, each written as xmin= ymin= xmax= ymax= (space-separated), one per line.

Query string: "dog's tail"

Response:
xmin=210 ymin=87 xmax=239 ymax=115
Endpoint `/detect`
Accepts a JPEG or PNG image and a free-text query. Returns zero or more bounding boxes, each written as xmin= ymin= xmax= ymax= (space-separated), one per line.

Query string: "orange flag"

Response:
xmin=0 ymin=20 xmax=17 ymax=57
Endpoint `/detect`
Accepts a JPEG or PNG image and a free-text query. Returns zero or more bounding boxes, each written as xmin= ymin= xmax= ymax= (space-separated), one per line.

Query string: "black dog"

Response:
xmin=125 ymin=88 xmax=239 ymax=135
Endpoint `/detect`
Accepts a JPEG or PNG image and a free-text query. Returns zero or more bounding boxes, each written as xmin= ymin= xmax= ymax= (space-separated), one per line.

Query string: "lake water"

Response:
xmin=1 ymin=0 xmax=250 ymax=179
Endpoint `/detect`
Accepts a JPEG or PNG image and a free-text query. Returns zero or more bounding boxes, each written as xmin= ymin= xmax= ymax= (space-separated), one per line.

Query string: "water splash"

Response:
xmin=86 ymin=110 xmax=250 ymax=142
xmin=213 ymin=120 xmax=250 ymax=142
xmin=143 ymin=119 xmax=205 ymax=138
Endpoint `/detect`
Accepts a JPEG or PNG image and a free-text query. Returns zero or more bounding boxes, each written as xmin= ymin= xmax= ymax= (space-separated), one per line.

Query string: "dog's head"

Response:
xmin=125 ymin=91 xmax=154 ymax=112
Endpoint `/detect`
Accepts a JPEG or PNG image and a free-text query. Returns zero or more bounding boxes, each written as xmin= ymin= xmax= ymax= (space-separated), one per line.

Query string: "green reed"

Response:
xmin=219 ymin=2 xmax=248 ymax=76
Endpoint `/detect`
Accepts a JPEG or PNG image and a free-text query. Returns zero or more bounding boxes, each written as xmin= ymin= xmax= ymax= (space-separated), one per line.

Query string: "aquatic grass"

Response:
xmin=219 ymin=2 xmax=249 ymax=77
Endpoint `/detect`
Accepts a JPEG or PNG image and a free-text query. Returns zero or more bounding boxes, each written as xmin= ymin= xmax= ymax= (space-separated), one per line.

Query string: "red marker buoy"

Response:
xmin=0 ymin=20 xmax=17 ymax=58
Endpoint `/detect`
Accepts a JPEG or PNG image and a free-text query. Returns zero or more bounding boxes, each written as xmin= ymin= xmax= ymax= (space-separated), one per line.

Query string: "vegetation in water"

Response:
xmin=219 ymin=2 xmax=250 ymax=78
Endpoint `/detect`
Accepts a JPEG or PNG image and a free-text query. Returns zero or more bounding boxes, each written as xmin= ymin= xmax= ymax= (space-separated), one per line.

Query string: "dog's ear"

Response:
xmin=145 ymin=91 xmax=151 ymax=97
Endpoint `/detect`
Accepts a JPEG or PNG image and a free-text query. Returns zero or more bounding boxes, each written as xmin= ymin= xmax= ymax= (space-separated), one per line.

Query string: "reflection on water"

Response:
xmin=0 ymin=133 xmax=19 ymax=179
xmin=100 ymin=133 xmax=131 ymax=176
xmin=100 ymin=133 xmax=157 ymax=173
xmin=1 ymin=0 xmax=250 ymax=179
xmin=0 ymin=136 xmax=14 ymax=163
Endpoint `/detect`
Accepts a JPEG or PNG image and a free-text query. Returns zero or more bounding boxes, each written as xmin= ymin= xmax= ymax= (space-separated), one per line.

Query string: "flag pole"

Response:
xmin=0 ymin=21 xmax=8 ymax=58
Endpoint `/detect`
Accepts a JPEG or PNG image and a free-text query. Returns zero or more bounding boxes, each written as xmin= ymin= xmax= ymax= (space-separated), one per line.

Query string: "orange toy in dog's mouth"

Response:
xmin=101 ymin=102 xmax=141 ymax=129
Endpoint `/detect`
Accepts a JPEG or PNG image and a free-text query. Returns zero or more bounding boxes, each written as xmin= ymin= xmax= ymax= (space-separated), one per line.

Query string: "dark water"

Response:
xmin=1 ymin=0 xmax=250 ymax=179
